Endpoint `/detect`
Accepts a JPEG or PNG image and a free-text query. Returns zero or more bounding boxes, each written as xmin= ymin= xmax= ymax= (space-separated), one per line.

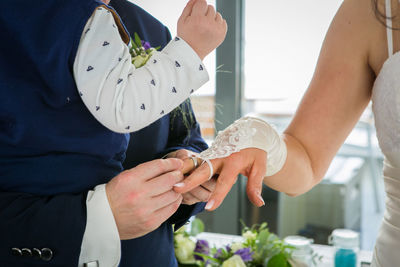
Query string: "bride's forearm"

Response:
xmin=263 ymin=133 xmax=320 ymax=197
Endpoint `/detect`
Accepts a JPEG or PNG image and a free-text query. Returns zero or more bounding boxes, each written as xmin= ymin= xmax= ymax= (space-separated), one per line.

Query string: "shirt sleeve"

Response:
xmin=73 ymin=7 xmax=209 ymax=133
xmin=78 ymin=184 xmax=121 ymax=267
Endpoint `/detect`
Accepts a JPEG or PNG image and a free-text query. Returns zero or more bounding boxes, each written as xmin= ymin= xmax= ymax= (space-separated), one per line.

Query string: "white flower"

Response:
xmin=174 ymin=234 xmax=185 ymax=243
xmin=230 ymin=242 xmax=244 ymax=253
xmin=174 ymin=235 xmax=196 ymax=264
xmin=222 ymin=255 xmax=246 ymax=267
xmin=132 ymin=55 xmax=148 ymax=68
xmin=147 ymin=48 xmax=156 ymax=56
xmin=242 ymin=230 xmax=257 ymax=242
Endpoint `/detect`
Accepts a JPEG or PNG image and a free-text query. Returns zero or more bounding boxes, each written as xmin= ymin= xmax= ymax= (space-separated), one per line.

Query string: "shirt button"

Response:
xmin=11 ymin=248 xmax=22 ymax=257
xmin=32 ymin=248 xmax=42 ymax=259
xmin=41 ymin=248 xmax=53 ymax=261
xmin=84 ymin=261 xmax=99 ymax=267
xmin=21 ymin=248 xmax=32 ymax=257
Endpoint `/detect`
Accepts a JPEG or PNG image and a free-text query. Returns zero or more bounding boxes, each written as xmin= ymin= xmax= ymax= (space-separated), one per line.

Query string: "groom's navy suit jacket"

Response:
xmin=0 ymin=0 xmax=207 ymax=266
xmin=110 ymin=0 xmax=208 ymax=266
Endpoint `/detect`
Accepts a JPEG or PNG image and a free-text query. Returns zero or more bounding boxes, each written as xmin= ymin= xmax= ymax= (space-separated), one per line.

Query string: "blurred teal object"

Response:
xmin=335 ymin=248 xmax=357 ymax=267
xmin=329 ymin=229 xmax=359 ymax=267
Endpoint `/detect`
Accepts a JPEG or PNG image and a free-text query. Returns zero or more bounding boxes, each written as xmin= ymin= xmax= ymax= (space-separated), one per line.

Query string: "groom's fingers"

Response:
xmin=147 ymin=170 xmax=184 ymax=197
xmin=181 ymin=157 xmax=203 ymax=174
xmin=126 ymin=158 xmax=183 ymax=181
xmin=182 ymin=158 xmax=195 ymax=174
xmin=174 ymin=159 xmax=218 ymax=193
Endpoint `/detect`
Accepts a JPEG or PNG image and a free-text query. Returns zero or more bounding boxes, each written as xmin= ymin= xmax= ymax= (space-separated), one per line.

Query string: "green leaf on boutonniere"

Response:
xmin=130 ymin=38 xmax=138 ymax=50
xmin=134 ymin=32 xmax=142 ymax=48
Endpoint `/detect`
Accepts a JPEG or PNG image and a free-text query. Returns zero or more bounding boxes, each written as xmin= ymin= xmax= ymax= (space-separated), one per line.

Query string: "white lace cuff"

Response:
xmin=198 ymin=117 xmax=287 ymax=176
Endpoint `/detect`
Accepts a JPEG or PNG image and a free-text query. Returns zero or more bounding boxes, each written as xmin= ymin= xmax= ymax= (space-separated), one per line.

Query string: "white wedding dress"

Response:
xmin=370 ymin=0 xmax=400 ymax=265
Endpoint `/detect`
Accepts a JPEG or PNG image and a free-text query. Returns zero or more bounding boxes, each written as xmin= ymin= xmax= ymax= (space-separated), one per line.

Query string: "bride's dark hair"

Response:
xmin=372 ymin=0 xmax=400 ymax=29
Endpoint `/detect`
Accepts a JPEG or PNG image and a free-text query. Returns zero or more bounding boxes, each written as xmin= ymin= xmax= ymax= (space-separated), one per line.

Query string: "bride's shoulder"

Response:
xmin=326 ymin=0 xmax=381 ymax=51
xmin=336 ymin=0 xmax=397 ymax=74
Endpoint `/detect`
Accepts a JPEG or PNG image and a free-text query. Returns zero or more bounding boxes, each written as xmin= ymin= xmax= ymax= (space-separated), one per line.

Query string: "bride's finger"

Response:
xmin=246 ymin=166 xmax=265 ymax=207
xmin=204 ymin=166 xmax=240 ymax=211
xmin=174 ymin=159 xmax=220 ymax=193
xmin=246 ymin=152 xmax=267 ymax=207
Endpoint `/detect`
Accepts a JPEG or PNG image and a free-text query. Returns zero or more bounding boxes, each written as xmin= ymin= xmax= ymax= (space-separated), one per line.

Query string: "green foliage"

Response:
xmin=175 ymin=219 xmax=295 ymax=267
xmin=170 ymin=99 xmax=196 ymax=141
xmin=241 ymin=222 xmax=294 ymax=267
xmin=266 ymin=254 xmax=292 ymax=267
xmin=134 ymin=32 xmax=142 ymax=48
xmin=190 ymin=218 xmax=205 ymax=236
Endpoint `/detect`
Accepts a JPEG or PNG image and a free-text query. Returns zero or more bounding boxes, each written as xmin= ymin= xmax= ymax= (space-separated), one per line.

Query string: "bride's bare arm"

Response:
xmin=266 ymin=0 xmax=378 ymax=195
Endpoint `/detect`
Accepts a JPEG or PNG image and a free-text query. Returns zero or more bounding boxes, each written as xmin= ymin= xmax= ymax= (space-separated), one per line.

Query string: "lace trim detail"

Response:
xmin=198 ymin=116 xmax=287 ymax=177
xmin=199 ymin=117 xmax=258 ymax=160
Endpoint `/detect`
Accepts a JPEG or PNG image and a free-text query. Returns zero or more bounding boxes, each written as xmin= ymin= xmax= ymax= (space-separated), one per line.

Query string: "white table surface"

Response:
xmin=197 ymin=232 xmax=373 ymax=267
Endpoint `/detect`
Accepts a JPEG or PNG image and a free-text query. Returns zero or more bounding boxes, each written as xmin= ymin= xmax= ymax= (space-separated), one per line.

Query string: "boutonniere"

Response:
xmin=129 ymin=32 xmax=161 ymax=68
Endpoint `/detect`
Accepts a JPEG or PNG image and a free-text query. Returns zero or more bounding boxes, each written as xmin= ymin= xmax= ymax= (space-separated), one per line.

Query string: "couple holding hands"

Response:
xmin=1 ymin=0 xmax=399 ymax=266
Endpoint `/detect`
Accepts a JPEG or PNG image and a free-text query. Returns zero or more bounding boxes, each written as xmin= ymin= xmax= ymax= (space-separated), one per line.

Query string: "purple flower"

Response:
xmin=141 ymin=40 xmax=151 ymax=50
xmin=213 ymin=245 xmax=232 ymax=260
xmin=194 ymin=239 xmax=210 ymax=261
xmin=214 ymin=248 xmax=223 ymax=259
xmin=234 ymin=247 xmax=254 ymax=262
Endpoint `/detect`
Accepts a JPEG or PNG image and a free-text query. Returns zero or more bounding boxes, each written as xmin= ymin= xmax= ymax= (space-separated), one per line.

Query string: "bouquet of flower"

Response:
xmin=174 ymin=219 xmax=295 ymax=267
xmin=129 ymin=32 xmax=160 ymax=68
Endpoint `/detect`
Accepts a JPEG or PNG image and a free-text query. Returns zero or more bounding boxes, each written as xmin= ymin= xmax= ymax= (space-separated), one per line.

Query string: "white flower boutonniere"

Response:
xmin=129 ymin=32 xmax=160 ymax=68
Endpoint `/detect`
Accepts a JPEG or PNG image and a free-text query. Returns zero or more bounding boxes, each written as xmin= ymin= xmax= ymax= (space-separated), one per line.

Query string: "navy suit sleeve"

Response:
xmin=0 ymin=191 xmax=87 ymax=266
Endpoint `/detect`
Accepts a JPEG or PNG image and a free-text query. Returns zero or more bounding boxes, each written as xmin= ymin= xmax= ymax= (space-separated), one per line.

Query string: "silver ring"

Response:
xmin=190 ymin=156 xmax=198 ymax=168
xmin=201 ymin=158 xmax=214 ymax=180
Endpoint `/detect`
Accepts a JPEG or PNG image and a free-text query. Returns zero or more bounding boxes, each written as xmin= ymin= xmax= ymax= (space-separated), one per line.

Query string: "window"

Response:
xmin=244 ymin=0 xmax=343 ymax=114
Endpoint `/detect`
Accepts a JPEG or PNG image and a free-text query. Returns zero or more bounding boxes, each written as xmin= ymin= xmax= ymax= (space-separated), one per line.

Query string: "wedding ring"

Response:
xmin=190 ymin=156 xmax=199 ymax=168
xmin=201 ymin=158 xmax=214 ymax=180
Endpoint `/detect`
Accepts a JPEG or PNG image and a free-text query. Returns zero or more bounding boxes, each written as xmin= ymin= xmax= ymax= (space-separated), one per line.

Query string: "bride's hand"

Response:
xmin=174 ymin=148 xmax=267 ymax=211
xmin=166 ymin=149 xmax=217 ymax=205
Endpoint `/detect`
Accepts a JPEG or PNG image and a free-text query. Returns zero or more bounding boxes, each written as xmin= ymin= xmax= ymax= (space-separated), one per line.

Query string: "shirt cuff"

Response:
xmin=162 ymin=36 xmax=210 ymax=94
xmin=78 ymin=184 xmax=121 ymax=267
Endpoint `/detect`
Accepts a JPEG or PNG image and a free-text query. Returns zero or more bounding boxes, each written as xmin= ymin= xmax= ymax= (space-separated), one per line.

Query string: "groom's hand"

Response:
xmin=106 ymin=158 xmax=184 ymax=240
xmin=167 ymin=149 xmax=216 ymax=205
xmin=177 ymin=0 xmax=227 ymax=60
